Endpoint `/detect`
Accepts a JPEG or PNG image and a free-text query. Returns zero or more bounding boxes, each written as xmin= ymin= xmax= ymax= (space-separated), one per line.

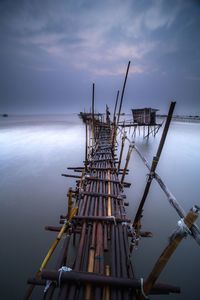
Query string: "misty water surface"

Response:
xmin=0 ymin=115 xmax=199 ymax=300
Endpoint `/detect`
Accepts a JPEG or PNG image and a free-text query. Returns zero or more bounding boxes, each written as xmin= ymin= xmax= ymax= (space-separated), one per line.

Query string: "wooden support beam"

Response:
xmin=41 ymin=269 xmax=180 ymax=295
xmin=113 ymin=90 xmax=120 ymax=124
xmin=67 ymin=188 xmax=73 ymax=219
xmin=84 ymin=176 xmax=131 ymax=187
xmin=121 ymin=143 xmax=134 ymax=184
xmin=92 ymin=83 xmax=95 ymax=146
xmin=85 ymin=122 xmax=88 ymax=170
xmin=75 ymin=190 xmax=124 ymax=200
xmin=72 ymin=216 xmax=131 ymax=223
xmin=117 ymin=132 xmax=126 ymax=172
xmin=61 ymin=174 xmax=82 ymax=179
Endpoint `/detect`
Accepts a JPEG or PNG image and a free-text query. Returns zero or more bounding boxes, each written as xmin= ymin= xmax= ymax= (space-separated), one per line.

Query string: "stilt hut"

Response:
xmin=132 ymin=108 xmax=159 ymax=125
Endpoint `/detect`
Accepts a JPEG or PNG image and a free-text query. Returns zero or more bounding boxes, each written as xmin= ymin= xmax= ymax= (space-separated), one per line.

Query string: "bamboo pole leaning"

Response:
xmin=140 ymin=206 xmax=200 ymax=299
xmin=117 ymin=132 xmax=126 ymax=173
xmin=133 ymin=101 xmax=176 ymax=231
xmin=133 ymin=144 xmax=200 ymax=246
xmin=116 ymin=61 xmax=131 ymax=126
xmin=23 ymin=199 xmax=77 ymax=300
xmin=121 ymin=143 xmax=134 ymax=184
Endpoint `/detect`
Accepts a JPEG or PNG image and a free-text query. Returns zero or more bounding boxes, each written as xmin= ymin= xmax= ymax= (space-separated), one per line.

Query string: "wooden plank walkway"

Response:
xmin=24 ymin=110 xmax=182 ymax=300
xmin=57 ymin=115 xmax=136 ymax=299
xmin=23 ymin=62 xmax=200 ymax=300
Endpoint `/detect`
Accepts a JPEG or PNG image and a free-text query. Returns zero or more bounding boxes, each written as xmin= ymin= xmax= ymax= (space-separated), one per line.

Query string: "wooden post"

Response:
xmin=113 ymin=90 xmax=120 ymax=124
xmin=111 ymin=90 xmax=120 ymax=147
xmin=140 ymin=206 xmax=200 ymax=299
xmin=103 ymin=265 xmax=110 ymax=300
xmin=117 ymin=132 xmax=126 ymax=172
xmin=107 ymin=170 xmax=112 ymax=216
xmin=121 ymin=143 xmax=134 ymax=184
xmin=67 ymin=188 xmax=73 ymax=218
xmin=92 ymin=83 xmax=95 ymax=146
xmin=133 ymin=102 xmax=176 ymax=230
xmin=116 ymin=61 xmax=131 ymax=126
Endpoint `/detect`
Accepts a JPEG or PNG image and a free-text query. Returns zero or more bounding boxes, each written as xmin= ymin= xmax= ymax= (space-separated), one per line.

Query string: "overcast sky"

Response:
xmin=0 ymin=0 xmax=200 ymax=115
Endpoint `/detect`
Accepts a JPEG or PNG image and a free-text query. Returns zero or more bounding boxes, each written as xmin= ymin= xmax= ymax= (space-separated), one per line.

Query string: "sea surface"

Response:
xmin=0 ymin=114 xmax=199 ymax=300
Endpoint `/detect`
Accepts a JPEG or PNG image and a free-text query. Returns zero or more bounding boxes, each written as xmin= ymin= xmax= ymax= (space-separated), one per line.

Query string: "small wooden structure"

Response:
xmin=118 ymin=107 xmax=162 ymax=138
xmin=132 ymin=108 xmax=158 ymax=125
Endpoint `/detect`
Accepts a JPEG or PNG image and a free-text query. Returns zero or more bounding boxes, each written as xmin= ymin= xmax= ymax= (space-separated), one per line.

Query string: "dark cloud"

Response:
xmin=0 ymin=0 xmax=199 ymax=114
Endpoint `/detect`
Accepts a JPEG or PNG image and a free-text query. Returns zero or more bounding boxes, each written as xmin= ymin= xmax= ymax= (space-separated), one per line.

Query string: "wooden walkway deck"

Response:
xmin=24 ymin=109 xmax=185 ymax=300
xmin=23 ymin=62 xmax=200 ymax=300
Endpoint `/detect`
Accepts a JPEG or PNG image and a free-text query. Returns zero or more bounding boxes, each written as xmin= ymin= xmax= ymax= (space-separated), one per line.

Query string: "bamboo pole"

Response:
xmin=23 ymin=207 xmax=77 ymax=300
xmin=85 ymin=122 xmax=88 ymax=170
xmin=116 ymin=61 xmax=131 ymax=126
xmin=103 ymin=265 xmax=110 ymax=300
xmin=133 ymin=144 xmax=200 ymax=246
xmin=41 ymin=269 xmax=180 ymax=294
xmin=117 ymin=132 xmax=126 ymax=172
xmin=133 ymin=102 xmax=176 ymax=230
xmin=92 ymin=83 xmax=95 ymax=146
xmin=113 ymin=90 xmax=120 ymax=124
xmin=141 ymin=206 xmax=200 ymax=299
xmin=107 ymin=170 xmax=112 ymax=216
xmin=121 ymin=143 xmax=134 ymax=184
xmin=67 ymin=188 xmax=73 ymax=219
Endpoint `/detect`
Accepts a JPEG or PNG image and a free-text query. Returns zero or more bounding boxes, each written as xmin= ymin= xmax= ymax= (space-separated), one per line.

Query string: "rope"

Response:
xmin=44 ymin=280 xmax=52 ymax=293
xmin=110 ymin=215 xmax=116 ymax=225
xmin=140 ymin=278 xmax=149 ymax=299
xmin=170 ymin=218 xmax=192 ymax=242
xmin=146 ymin=172 xmax=154 ymax=182
xmin=58 ymin=266 xmax=72 ymax=287
xmin=95 ymin=255 xmax=104 ymax=260
xmin=177 ymin=218 xmax=191 ymax=235
xmin=121 ymin=222 xmax=128 ymax=226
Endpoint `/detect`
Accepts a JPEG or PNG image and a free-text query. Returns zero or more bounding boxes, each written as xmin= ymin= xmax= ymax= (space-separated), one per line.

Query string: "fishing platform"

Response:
xmin=23 ymin=61 xmax=200 ymax=300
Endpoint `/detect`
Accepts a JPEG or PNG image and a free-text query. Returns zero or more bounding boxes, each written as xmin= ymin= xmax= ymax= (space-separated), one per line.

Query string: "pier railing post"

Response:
xmin=121 ymin=142 xmax=134 ymax=184
xmin=67 ymin=188 xmax=73 ymax=218
xmin=133 ymin=102 xmax=176 ymax=231
xmin=140 ymin=206 xmax=200 ymax=299
xmin=85 ymin=122 xmax=88 ymax=170
xmin=113 ymin=90 xmax=120 ymax=125
xmin=117 ymin=132 xmax=126 ymax=172
xmin=92 ymin=83 xmax=95 ymax=146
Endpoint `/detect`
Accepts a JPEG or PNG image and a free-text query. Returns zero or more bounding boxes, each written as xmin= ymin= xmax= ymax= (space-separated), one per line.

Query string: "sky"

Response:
xmin=0 ymin=0 xmax=200 ymax=115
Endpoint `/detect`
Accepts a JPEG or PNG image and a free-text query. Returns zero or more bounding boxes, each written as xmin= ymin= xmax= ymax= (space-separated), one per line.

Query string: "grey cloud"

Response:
xmin=0 ymin=0 xmax=200 ymax=114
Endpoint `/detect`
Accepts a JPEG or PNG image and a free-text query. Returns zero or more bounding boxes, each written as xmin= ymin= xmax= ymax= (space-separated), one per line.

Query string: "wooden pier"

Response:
xmin=23 ymin=61 xmax=200 ymax=300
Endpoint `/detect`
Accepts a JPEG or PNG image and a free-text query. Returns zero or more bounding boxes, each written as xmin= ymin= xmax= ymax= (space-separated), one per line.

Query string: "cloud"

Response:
xmin=143 ymin=0 xmax=178 ymax=30
xmin=0 ymin=0 xmax=162 ymax=75
xmin=0 ymin=0 xmax=200 ymax=114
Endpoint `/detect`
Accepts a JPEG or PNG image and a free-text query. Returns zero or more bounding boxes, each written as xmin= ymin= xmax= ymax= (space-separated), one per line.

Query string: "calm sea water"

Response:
xmin=0 ymin=115 xmax=199 ymax=300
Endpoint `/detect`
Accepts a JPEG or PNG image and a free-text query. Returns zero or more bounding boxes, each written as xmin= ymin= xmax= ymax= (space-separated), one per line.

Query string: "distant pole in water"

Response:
xmin=116 ymin=61 xmax=131 ymax=127
xmin=133 ymin=101 xmax=176 ymax=231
